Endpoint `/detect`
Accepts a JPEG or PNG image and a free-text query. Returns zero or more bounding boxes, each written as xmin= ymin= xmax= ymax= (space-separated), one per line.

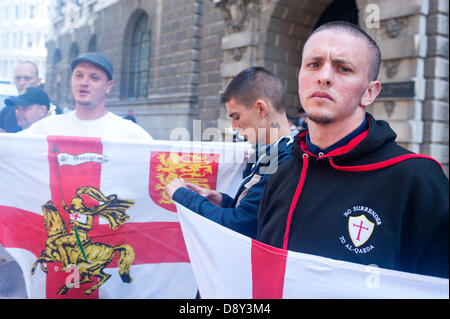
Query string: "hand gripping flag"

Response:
xmin=177 ymin=205 xmax=449 ymax=299
xmin=0 ymin=134 xmax=248 ymax=298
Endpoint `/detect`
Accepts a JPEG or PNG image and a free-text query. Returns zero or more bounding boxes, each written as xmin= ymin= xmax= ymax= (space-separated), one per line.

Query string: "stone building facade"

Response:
xmin=0 ymin=0 xmax=51 ymax=84
xmin=45 ymin=0 xmax=449 ymax=174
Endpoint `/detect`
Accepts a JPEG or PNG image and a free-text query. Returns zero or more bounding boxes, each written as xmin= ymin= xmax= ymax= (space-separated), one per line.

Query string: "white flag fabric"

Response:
xmin=0 ymin=134 xmax=248 ymax=299
xmin=177 ymin=205 xmax=449 ymax=299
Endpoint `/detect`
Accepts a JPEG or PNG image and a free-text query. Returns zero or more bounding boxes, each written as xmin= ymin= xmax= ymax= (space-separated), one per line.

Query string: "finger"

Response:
xmin=185 ymin=182 xmax=202 ymax=191
xmin=168 ymin=177 xmax=182 ymax=186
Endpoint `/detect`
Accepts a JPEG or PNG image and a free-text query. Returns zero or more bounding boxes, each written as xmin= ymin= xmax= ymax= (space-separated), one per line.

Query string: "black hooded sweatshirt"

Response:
xmin=257 ymin=113 xmax=449 ymax=278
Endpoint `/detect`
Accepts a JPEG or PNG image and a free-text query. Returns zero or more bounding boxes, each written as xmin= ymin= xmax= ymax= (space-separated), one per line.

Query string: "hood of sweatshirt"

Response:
xmin=282 ymin=112 xmax=444 ymax=250
xmin=290 ymin=112 xmax=443 ymax=174
xmin=291 ymin=113 xmax=404 ymax=165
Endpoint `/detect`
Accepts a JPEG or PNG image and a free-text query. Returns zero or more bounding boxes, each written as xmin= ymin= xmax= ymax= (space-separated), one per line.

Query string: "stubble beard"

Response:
xmin=75 ymin=98 xmax=93 ymax=108
xmin=305 ymin=112 xmax=334 ymax=125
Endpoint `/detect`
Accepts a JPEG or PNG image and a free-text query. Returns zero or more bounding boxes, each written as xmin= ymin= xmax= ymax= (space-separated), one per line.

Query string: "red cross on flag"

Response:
xmin=177 ymin=205 xmax=449 ymax=299
xmin=69 ymin=212 xmax=88 ymax=224
xmin=0 ymin=134 xmax=248 ymax=298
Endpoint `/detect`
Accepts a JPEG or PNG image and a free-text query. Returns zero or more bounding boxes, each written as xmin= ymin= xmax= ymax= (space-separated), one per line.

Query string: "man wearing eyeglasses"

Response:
xmin=13 ymin=62 xmax=42 ymax=93
xmin=0 ymin=61 xmax=56 ymax=133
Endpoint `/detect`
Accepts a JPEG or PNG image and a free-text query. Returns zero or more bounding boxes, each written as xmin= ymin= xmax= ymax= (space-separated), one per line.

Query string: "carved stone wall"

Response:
xmin=46 ymin=0 xmax=448 ymax=172
xmin=360 ymin=0 xmax=449 ymax=174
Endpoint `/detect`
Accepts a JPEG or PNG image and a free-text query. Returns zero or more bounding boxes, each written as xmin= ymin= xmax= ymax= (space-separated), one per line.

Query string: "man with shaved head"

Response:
xmin=257 ymin=21 xmax=448 ymax=279
xmin=13 ymin=61 xmax=42 ymax=93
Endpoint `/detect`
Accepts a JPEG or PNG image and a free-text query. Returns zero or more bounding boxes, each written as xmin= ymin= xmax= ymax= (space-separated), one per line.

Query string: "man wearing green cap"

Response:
xmin=20 ymin=52 xmax=153 ymax=140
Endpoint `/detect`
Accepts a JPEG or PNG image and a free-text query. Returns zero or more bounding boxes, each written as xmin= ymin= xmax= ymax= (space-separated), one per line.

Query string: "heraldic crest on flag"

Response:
xmin=31 ymin=186 xmax=135 ymax=295
xmin=150 ymin=152 xmax=219 ymax=212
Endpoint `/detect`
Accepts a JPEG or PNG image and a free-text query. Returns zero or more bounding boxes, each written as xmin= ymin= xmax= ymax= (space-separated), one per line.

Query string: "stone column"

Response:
xmin=359 ymin=0 xmax=429 ymax=154
xmin=359 ymin=0 xmax=449 ymax=174
xmin=423 ymin=0 xmax=449 ymax=175
xmin=212 ymin=0 xmax=261 ymax=138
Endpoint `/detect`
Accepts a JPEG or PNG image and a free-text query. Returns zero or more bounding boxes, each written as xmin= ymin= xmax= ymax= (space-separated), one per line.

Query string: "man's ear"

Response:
xmin=254 ymin=99 xmax=269 ymax=117
xmin=360 ymin=80 xmax=381 ymax=107
xmin=106 ymin=80 xmax=114 ymax=94
xmin=39 ymin=105 xmax=48 ymax=117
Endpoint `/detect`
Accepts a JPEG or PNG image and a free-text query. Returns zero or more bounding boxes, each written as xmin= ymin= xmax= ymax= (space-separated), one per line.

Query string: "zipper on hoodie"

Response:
xmin=283 ymin=153 xmax=309 ymax=250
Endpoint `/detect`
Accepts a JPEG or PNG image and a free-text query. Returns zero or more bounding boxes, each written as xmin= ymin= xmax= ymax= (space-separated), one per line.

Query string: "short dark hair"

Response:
xmin=306 ymin=21 xmax=381 ymax=81
xmin=223 ymin=66 xmax=285 ymax=112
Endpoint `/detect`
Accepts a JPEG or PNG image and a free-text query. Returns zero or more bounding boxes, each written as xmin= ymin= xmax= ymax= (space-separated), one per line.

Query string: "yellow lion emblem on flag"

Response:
xmin=149 ymin=152 xmax=220 ymax=212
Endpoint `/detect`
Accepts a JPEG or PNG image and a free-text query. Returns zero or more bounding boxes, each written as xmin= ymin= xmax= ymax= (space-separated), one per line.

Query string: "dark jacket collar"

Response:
xmin=292 ymin=113 xmax=397 ymax=162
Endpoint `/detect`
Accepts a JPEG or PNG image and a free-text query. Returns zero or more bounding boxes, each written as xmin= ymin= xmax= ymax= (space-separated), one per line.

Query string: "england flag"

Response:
xmin=177 ymin=205 xmax=449 ymax=299
xmin=0 ymin=134 xmax=248 ymax=298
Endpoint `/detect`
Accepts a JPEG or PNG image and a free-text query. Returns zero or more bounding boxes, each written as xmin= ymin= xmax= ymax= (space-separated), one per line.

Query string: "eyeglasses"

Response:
xmin=14 ymin=76 xmax=34 ymax=81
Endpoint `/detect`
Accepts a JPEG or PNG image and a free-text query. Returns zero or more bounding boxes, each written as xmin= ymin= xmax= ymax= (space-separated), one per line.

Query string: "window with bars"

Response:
xmin=128 ymin=14 xmax=151 ymax=99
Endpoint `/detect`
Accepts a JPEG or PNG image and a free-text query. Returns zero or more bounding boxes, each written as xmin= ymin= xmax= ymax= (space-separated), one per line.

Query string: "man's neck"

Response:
xmin=264 ymin=114 xmax=292 ymax=145
xmin=75 ymin=104 xmax=108 ymax=120
xmin=307 ymin=112 xmax=366 ymax=150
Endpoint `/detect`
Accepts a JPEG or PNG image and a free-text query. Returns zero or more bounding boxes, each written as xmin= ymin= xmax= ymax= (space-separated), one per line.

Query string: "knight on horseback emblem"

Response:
xmin=31 ymin=186 xmax=135 ymax=295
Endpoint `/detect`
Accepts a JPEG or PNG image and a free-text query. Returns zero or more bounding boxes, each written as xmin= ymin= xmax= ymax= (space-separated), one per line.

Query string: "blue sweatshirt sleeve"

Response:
xmin=220 ymin=193 xmax=235 ymax=208
xmin=172 ymin=178 xmax=267 ymax=239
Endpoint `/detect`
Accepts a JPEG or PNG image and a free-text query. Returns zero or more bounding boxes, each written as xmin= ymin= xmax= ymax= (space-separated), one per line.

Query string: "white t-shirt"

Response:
xmin=19 ymin=110 xmax=153 ymax=141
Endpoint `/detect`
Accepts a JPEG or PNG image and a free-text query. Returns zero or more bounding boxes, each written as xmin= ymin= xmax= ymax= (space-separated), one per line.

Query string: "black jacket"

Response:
xmin=0 ymin=105 xmax=21 ymax=132
xmin=257 ymin=113 xmax=449 ymax=278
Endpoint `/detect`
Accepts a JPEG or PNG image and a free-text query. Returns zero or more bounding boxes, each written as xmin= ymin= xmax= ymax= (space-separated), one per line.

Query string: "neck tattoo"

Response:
xmin=270 ymin=122 xmax=280 ymax=128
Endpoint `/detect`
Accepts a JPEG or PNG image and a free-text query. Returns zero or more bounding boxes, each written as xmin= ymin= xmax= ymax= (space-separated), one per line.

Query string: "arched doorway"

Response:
xmin=314 ymin=0 xmax=358 ymax=29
